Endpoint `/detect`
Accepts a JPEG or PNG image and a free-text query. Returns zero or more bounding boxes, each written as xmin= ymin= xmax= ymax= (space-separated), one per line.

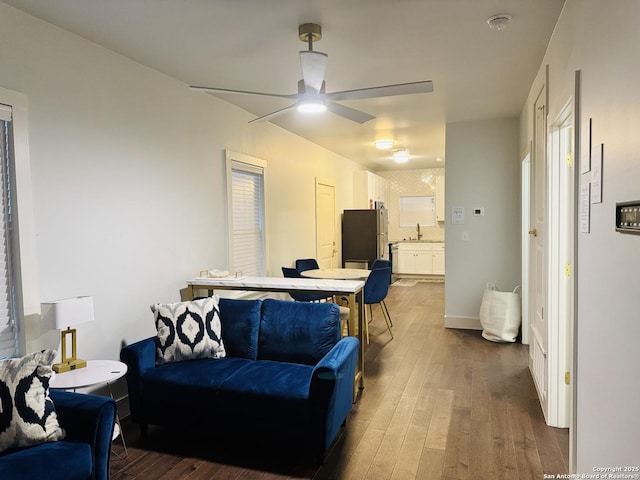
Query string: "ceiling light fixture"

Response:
xmin=393 ymin=149 xmax=410 ymax=163
xmin=487 ymin=14 xmax=512 ymax=31
xmin=375 ymin=139 xmax=395 ymax=150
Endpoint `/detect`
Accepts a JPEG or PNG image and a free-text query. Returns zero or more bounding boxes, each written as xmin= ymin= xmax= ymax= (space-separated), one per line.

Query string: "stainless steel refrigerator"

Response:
xmin=341 ymin=207 xmax=389 ymax=268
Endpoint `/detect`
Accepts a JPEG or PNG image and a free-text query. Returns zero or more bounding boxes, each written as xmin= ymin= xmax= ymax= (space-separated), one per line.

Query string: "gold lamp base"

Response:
xmin=54 ymin=327 xmax=87 ymax=373
xmin=53 ymin=358 xmax=87 ymax=373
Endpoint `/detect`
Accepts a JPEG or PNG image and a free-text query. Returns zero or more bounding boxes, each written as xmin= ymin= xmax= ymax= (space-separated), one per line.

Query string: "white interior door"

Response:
xmin=315 ymin=178 xmax=337 ymax=268
xmin=530 ymin=84 xmax=549 ymax=419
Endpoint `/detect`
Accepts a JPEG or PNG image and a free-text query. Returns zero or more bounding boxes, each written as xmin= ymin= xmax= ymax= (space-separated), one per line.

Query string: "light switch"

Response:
xmin=462 ymin=231 xmax=469 ymax=241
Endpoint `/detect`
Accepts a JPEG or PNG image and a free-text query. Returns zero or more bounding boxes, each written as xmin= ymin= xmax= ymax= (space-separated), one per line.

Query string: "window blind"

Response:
xmin=231 ymin=160 xmax=265 ymax=277
xmin=0 ymin=104 xmax=12 ymax=122
xmin=0 ymin=108 xmax=17 ymax=359
xmin=399 ymin=195 xmax=435 ymax=227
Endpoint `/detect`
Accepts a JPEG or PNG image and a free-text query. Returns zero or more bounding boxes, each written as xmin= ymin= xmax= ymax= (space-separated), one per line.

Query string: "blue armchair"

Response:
xmin=0 ymin=390 xmax=116 ymax=480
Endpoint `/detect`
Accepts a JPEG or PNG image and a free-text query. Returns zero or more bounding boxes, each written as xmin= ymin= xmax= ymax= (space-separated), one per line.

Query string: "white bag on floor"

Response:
xmin=479 ymin=283 xmax=521 ymax=343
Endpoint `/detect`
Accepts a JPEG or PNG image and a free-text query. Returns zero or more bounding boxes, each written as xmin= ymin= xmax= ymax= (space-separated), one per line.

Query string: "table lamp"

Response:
xmin=41 ymin=296 xmax=94 ymax=373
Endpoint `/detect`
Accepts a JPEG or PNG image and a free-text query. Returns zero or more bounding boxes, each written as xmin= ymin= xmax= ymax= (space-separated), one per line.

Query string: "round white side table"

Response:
xmin=50 ymin=359 xmax=128 ymax=457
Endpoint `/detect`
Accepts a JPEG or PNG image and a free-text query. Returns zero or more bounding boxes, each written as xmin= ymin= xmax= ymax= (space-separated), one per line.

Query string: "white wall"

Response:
xmin=521 ymin=0 xmax=640 ymax=470
xmin=444 ymin=118 xmax=521 ymax=329
xmin=0 ymin=3 xmax=362 ymax=365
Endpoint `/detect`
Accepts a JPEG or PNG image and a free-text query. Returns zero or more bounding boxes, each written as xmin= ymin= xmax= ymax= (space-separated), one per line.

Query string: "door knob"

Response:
xmin=528 ymin=229 xmax=538 ymax=237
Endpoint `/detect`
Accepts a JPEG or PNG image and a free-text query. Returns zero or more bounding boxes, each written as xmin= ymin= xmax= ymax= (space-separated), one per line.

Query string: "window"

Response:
xmin=399 ymin=195 xmax=435 ymax=227
xmin=0 ymin=104 xmax=18 ymax=359
xmin=225 ymin=150 xmax=267 ymax=277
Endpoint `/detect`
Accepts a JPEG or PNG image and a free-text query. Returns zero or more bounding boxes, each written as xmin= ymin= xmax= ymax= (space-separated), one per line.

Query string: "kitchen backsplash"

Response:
xmin=378 ymin=168 xmax=445 ymax=242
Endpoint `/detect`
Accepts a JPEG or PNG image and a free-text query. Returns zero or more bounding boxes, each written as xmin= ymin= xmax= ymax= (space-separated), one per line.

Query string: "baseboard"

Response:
xmin=444 ymin=315 xmax=482 ymax=330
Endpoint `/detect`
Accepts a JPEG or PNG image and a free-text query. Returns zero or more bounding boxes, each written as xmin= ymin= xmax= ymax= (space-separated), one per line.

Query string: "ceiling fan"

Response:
xmin=190 ymin=23 xmax=434 ymax=124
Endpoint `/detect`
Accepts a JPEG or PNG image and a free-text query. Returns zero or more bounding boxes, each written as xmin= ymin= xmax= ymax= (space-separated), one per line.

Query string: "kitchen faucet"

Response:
xmin=417 ymin=223 xmax=422 ymax=240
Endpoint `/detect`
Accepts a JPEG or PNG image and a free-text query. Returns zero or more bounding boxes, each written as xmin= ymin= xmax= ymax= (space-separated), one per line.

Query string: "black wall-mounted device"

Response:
xmin=616 ymin=201 xmax=640 ymax=235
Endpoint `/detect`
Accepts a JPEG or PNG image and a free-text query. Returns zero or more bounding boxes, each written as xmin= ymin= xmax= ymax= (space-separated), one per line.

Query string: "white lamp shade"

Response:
xmin=41 ymin=296 xmax=95 ymax=330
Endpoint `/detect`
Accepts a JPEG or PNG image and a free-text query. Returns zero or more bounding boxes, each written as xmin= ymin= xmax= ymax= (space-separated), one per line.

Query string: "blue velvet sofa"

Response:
xmin=0 ymin=390 xmax=116 ymax=480
xmin=120 ymin=298 xmax=359 ymax=462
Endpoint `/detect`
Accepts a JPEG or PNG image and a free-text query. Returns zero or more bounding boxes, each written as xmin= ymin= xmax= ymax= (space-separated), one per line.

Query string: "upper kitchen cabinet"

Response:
xmin=354 ymin=171 xmax=389 ymax=209
xmin=435 ymin=175 xmax=445 ymax=222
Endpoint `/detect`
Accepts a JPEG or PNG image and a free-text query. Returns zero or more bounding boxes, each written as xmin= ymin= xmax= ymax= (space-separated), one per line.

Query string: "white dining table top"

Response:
xmin=300 ymin=268 xmax=371 ymax=280
xmin=188 ymin=275 xmax=364 ymax=293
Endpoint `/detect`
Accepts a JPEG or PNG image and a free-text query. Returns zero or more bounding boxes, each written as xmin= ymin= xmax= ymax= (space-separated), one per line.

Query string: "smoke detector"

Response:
xmin=487 ymin=14 xmax=512 ymax=31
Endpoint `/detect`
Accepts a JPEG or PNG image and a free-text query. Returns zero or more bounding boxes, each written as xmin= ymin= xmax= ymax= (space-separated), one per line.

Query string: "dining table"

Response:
xmin=299 ymin=268 xmax=371 ymax=280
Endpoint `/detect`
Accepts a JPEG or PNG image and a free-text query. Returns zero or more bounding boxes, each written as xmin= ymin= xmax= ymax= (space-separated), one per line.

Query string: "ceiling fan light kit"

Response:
xmin=297 ymin=100 xmax=327 ymax=113
xmin=189 ymin=23 xmax=433 ymax=125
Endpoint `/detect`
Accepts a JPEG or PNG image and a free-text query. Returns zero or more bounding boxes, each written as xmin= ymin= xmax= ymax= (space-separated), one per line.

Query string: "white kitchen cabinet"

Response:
xmin=431 ymin=242 xmax=445 ymax=275
xmin=397 ymin=250 xmax=418 ymax=273
xmin=397 ymin=242 xmax=445 ymax=275
xmin=415 ymin=251 xmax=433 ymax=273
xmin=353 ymin=170 xmax=389 ymax=209
xmin=435 ymin=175 xmax=445 ymax=222
xmin=397 ymin=243 xmax=432 ymax=274
xmin=398 ymin=250 xmax=431 ymax=274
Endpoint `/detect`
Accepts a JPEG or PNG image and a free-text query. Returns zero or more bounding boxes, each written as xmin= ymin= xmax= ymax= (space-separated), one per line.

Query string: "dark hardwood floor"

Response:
xmin=110 ymin=281 xmax=569 ymax=479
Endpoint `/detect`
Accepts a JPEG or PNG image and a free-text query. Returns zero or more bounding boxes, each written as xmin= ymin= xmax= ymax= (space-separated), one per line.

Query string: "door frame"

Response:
xmin=520 ymin=145 xmax=532 ymax=345
xmin=547 ymin=99 xmax=574 ymax=428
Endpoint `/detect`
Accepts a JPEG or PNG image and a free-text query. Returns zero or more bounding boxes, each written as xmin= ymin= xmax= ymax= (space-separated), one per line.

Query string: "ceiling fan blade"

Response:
xmin=190 ymin=85 xmax=297 ymax=99
xmin=327 ymin=80 xmax=434 ymax=102
xmin=299 ymin=51 xmax=328 ymax=94
xmin=327 ymin=102 xmax=376 ymax=124
xmin=248 ymin=104 xmax=297 ymax=124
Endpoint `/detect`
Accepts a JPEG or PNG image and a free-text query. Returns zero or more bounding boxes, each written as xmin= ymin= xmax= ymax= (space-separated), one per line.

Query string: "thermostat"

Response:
xmin=473 ymin=207 xmax=485 ymax=216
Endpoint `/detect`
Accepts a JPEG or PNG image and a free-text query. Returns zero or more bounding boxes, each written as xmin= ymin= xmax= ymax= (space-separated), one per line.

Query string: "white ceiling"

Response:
xmin=2 ymin=0 xmax=565 ymax=170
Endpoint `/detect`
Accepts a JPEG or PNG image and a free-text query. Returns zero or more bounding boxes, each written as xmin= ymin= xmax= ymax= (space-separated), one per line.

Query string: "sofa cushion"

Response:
xmin=218 ymin=298 xmax=261 ymax=360
xmin=141 ymin=357 xmax=254 ymax=407
xmin=217 ymin=360 xmax=314 ymax=423
xmin=0 ymin=350 xmax=65 ymax=453
xmin=151 ymin=297 xmax=226 ymax=365
xmin=258 ymin=299 xmax=341 ymax=365
xmin=0 ymin=439 xmax=92 ymax=480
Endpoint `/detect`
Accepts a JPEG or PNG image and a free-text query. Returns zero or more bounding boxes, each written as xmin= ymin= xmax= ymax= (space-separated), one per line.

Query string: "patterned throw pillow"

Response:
xmin=151 ymin=297 xmax=226 ymax=365
xmin=0 ymin=349 xmax=66 ymax=453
